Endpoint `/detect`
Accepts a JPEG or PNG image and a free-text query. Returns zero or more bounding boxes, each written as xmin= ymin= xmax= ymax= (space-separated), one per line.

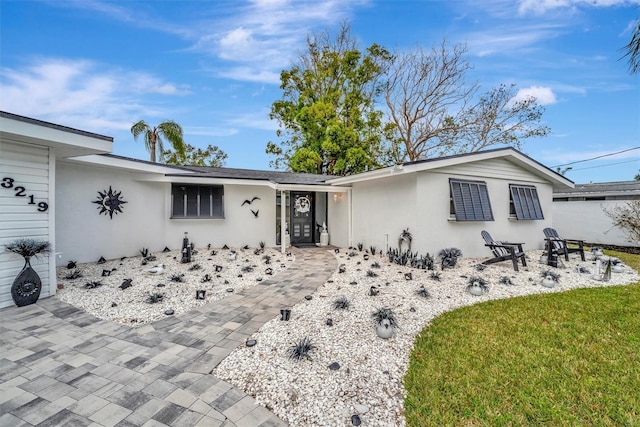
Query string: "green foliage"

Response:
xmin=267 ymin=23 xmax=394 ymax=176
xmin=163 ymin=143 xmax=228 ymax=167
xmin=404 ymin=250 xmax=640 ymax=426
xmin=131 ymin=119 xmax=186 ymax=163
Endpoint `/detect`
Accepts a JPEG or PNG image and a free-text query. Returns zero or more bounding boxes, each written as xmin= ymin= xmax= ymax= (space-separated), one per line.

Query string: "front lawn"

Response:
xmin=404 ymin=250 xmax=640 ymax=426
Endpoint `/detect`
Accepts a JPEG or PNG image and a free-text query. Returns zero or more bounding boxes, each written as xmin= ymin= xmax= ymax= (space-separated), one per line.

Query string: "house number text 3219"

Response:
xmin=1 ymin=177 xmax=49 ymax=212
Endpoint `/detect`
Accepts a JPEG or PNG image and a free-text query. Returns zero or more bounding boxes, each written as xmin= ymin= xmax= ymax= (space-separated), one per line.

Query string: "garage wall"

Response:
xmin=0 ymin=141 xmax=53 ymax=308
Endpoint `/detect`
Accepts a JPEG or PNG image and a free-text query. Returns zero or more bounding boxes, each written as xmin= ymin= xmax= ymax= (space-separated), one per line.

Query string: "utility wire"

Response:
xmin=566 ymin=159 xmax=640 ymax=172
xmin=551 ymin=146 xmax=640 ymax=168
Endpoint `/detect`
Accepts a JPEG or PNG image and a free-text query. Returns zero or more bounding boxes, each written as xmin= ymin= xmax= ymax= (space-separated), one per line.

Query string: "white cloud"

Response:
xmin=184 ymin=126 xmax=238 ymax=137
xmin=518 ymin=0 xmax=639 ymax=15
xmin=0 ymin=58 xmax=189 ymax=132
xmin=466 ymin=23 xmax=564 ymax=57
xmin=513 ymin=86 xmax=557 ymax=105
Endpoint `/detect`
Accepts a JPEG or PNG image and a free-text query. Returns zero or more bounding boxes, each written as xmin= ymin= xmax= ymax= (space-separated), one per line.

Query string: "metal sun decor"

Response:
xmin=92 ymin=186 xmax=127 ymax=219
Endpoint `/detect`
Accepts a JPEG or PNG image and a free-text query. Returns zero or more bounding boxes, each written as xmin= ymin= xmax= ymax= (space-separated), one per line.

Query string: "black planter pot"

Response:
xmin=11 ymin=256 xmax=42 ymax=307
xmin=280 ymin=309 xmax=291 ymax=321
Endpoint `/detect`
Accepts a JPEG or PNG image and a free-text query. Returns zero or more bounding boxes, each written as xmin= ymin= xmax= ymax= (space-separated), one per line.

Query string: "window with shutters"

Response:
xmin=171 ymin=184 xmax=224 ymax=218
xmin=509 ymin=184 xmax=543 ymax=220
xmin=449 ymin=179 xmax=494 ymax=221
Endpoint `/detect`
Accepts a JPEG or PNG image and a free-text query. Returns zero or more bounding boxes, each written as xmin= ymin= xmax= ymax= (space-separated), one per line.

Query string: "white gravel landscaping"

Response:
xmin=54 ymin=245 xmax=638 ymax=427
xmin=211 ymin=248 xmax=638 ymax=427
xmin=55 ymin=246 xmax=294 ymax=325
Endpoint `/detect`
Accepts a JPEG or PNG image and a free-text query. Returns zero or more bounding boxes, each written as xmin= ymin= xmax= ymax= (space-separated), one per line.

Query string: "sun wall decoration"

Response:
xmin=92 ymin=186 xmax=127 ymax=219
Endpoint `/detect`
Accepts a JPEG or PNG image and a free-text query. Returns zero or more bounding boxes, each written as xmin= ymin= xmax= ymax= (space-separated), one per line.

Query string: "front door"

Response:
xmin=290 ymin=191 xmax=314 ymax=244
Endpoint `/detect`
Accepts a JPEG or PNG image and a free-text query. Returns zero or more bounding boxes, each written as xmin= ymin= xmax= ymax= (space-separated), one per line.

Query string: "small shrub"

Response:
xmin=371 ymin=261 xmax=381 ymax=269
xmin=333 ymin=296 xmax=350 ymax=310
xmin=259 ymin=241 xmax=265 ymax=249
xmin=357 ymin=243 xmax=364 ymax=251
xmin=499 ymin=276 xmax=514 ymax=286
xmin=416 ymin=286 xmax=430 ymax=298
xmin=263 ymin=254 xmax=272 ymax=264
xmin=369 ymin=246 xmax=377 ymax=256
xmin=541 ymin=270 xmax=561 ymax=282
xmin=201 ymin=274 xmax=212 ymax=282
xmin=475 ymin=264 xmax=487 ymax=271
xmin=466 ymin=276 xmax=489 ymax=293
xmin=188 ymin=263 xmax=202 ymax=271
xmin=64 ymin=270 xmax=83 ymax=280
xmin=170 ymin=274 xmax=185 ymax=283
xmin=372 ymin=307 xmax=398 ymax=328
xmin=242 ymin=265 xmax=254 ymax=273
xmin=366 ymin=270 xmax=378 ymax=277
xmin=430 ymin=271 xmax=442 ymax=281
xmin=288 ymin=337 xmax=315 ymax=361
xmin=438 ymin=248 xmax=463 ymax=269
xmin=146 ymin=293 xmax=164 ymax=304
xmin=83 ymin=281 xmax=103 ymax=289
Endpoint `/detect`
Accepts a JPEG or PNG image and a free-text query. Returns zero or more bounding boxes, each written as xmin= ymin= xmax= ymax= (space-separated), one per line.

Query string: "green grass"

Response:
xmin=404 ymin=250 xmax=640 ymax=426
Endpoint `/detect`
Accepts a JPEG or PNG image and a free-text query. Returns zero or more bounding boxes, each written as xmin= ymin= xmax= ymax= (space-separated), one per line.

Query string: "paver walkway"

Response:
xmin=0 ymin=247 xmax=337 ymax=427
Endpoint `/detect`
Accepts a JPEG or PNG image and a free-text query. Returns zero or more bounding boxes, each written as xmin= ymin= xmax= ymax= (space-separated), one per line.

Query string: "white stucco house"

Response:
xmin=1 ymin=111 xmax=574 ymax=308
xmin=553 ymin=181 xmax=640 ymax=247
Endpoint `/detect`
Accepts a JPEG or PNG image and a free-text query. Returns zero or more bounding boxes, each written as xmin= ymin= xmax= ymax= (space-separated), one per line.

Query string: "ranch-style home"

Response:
xmin=0 ymin=111 xmax=574 ymax=308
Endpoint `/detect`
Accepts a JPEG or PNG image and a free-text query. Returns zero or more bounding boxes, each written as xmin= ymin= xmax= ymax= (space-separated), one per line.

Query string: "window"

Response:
xmin=449 ymin=179 xmax=494 ymax=221
xmin=171 ymin=184 xmax=224 ymax=218
xmin=509 ymin=184 xmax=543 ymax=220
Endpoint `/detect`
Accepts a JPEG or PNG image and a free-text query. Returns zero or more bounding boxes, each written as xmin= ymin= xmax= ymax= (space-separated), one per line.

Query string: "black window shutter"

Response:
xmin=510 ymin=185 xmax=543 ymax=220
xmin=450 ymin=179 xmax=493 ymax=221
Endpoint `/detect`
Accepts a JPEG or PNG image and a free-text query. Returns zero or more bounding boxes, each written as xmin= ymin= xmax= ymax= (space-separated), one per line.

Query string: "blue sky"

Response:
xmin=1 ymin=0 xmax=638 ymax=184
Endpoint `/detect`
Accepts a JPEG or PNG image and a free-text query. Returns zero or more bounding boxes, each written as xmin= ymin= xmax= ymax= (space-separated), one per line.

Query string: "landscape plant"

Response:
xmin=288 ymin=337 xmax=316 ymax=361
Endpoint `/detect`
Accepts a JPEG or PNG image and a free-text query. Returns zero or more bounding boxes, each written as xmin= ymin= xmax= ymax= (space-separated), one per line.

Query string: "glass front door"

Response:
xmin=290 ymin=191 xmax=314 ymax=244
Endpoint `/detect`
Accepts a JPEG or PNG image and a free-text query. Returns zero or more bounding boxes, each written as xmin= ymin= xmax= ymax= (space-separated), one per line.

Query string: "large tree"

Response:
xmin=162 ymin=143 xmax=228 ymax=167
xmin=267 ymin=23 xmax=394 ymax=176
xmin=131 ymin=120 xmax=186 ymax=163
xmin=384 ymin=41 xmax=550 ymax=161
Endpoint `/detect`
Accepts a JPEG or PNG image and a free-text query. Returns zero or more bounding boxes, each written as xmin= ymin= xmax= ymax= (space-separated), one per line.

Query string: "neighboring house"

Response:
xmin=553 ymin=181 xmax=640 ymax=247
xmin=0 ymin=111 xmax=574 ymax=308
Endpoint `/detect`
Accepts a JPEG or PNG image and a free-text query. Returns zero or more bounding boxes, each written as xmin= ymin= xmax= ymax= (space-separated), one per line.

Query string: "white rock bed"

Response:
xmin=212 ymin=249 xmax=638 ymax=427
xmin=55 ymin=247 xmax=294 ymax=326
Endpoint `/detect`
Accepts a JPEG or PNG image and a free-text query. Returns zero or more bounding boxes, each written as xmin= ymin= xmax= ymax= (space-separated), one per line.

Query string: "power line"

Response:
xmin=566 ymin=159 xmax=640 ymax=172
xmin=552 ymin=146 xmax=640 ymax=168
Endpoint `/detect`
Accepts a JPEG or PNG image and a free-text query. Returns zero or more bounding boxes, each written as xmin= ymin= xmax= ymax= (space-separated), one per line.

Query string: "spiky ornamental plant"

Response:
xmin=188 ymin=263 xmax=202 ymax=271
xmin=288 ymin=337 xmax=316 ymax=361
xmin=333 ymin=296 xmax=351 ymax=310
xmin=371 ymin=261 xmax=381 ymax=269
xmin=466 ymin=276 xmax=489 ymax=293
xmin=372 ymin=307 xmax=399 ymax=328
xmin=357 ymin=243 xmax=364 ymax=251
xmin=139 ymin=248 xmax=149 ymax=258
xmin=366 ymin=269 xmax=378 ymax=277
xmin=4 ymin=239 xmax=51 ymax=259
xmin=541 ymin=270 xmax=561 ymax=282
xmin=499 ymin=276 xmax=514 ymax=286
xmin=169 ymin=273 xmax=185 ymax=283
xmin=369 ymin=246 xmax=377 ymax=255
xmin=64 ymin=270 xmax=83 ymax=280
xmin=438 ymin=247 xmax=462 ymax=269
xmin=416 ymin=286 xmax=430 ymax=298
xmin=430 ymin=271 xmax=442 ymax=281
xmin=263 ymin=254 xmax=272 ymax=264
xmin=146 ymin=293 xmax=164 ymax=304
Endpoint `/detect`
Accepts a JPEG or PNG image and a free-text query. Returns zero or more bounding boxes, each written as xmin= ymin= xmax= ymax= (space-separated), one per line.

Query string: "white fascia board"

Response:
xmin=554 ymin=189 xmax=640 ymax=198
xmin=275 ymin=184 xmax=350 ymax=192
xmin=63 ymin=154 xmax=193 ymax=174
xmin=326 ymin=149 xmax=574 ymax=189
xmin=137 ymin=174 xmax=277 ymax=188
xmin=325 ymin=165 xmax=403 ymax=185
xmin=0 ymin=116 xmax=112 ymax=155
